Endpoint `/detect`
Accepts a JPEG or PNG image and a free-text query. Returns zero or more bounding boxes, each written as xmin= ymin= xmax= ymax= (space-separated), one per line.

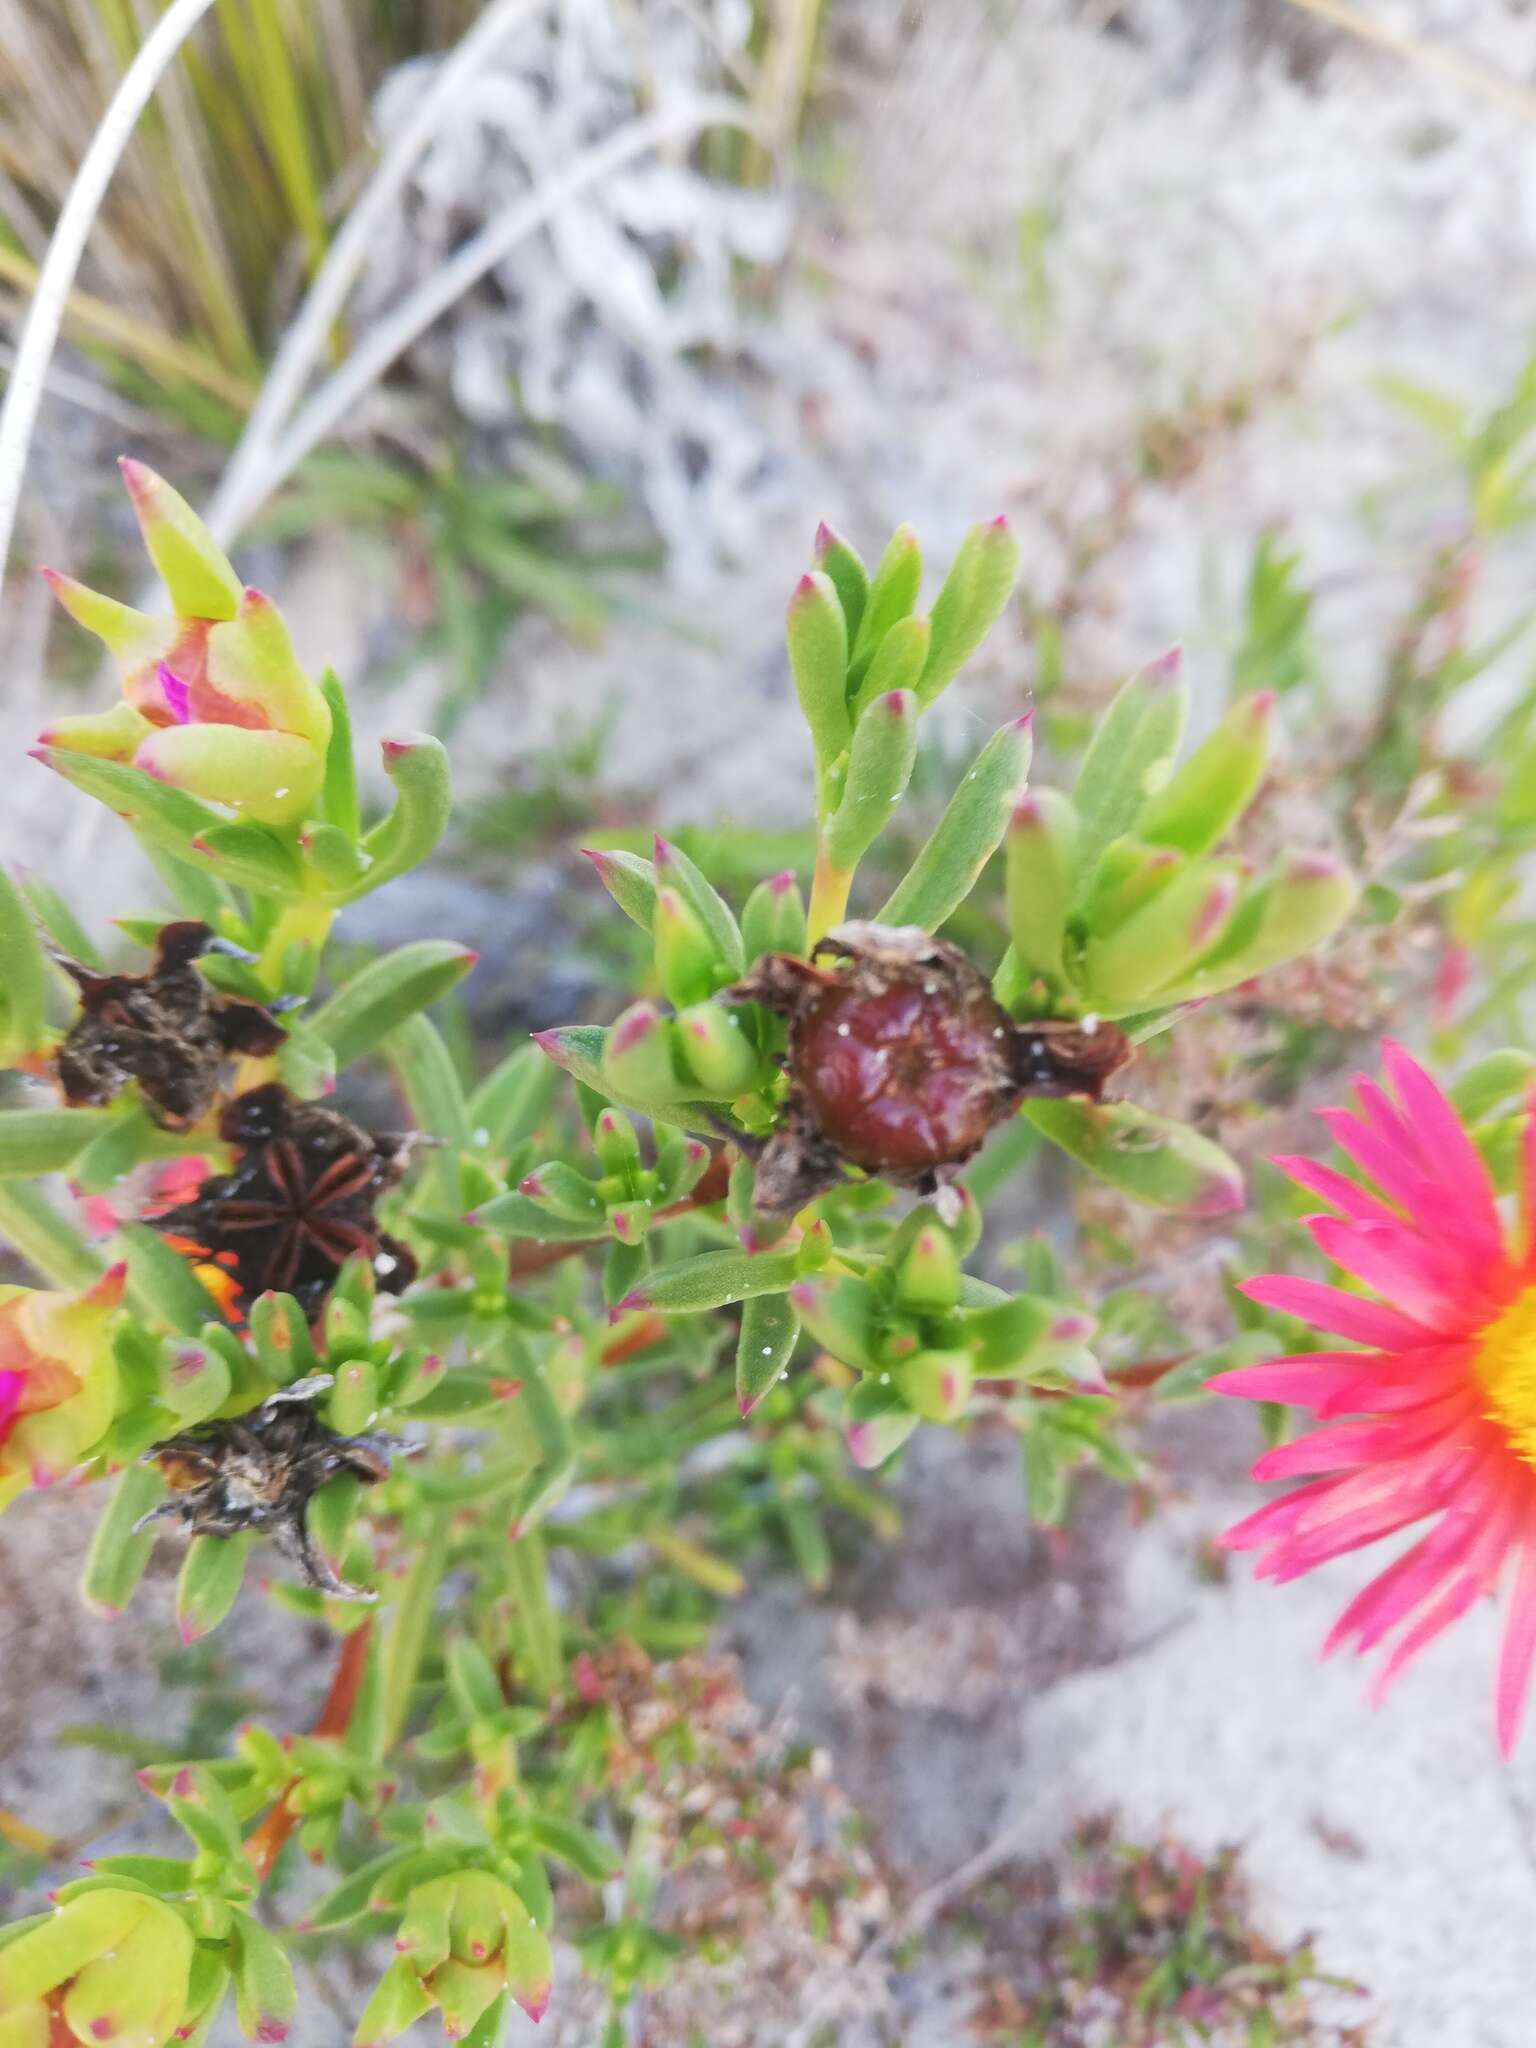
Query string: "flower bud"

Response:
xmin=40 ymin=465 xmax=332 ymax=830
xmin=0 ymin=1891 xmax=194 ymax=2048
xmin=362 ymin=1875 xmax=550 ymax=2044
xmin=0 ymin=1270 xmax=123 ymax=1512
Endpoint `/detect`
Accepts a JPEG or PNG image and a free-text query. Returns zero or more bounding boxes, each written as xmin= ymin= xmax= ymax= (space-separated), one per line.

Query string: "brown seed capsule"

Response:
xmin=726 ymin=921 xmax=1131 ymax=1214
xmin=55 ymin=920 xmax=287 ymax=1129
xmin=138 ymin=1379 xmax=393 ymax=1599
xmin=151 ymin=1082 xmax=417 ymax=1322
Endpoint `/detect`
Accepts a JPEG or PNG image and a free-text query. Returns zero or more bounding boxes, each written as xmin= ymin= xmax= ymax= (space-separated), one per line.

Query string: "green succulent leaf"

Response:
xmin=625 ymin=1247 xmax=801 ymax=1316
xmin=308 ymin=939 xmax=476 ymax=1067
xmin=1071 ymin=653 xmax=1189 ymax=876
xmin=736 ymin=1290 xmax=801 ymax=1414
xmin=1023 ymin=1099 xmax=1245 ymax=1216
xmin=877 ymin=713 xmax=1033 ymax=932
xmin=349 ymin=734 xmax=453 ymax=900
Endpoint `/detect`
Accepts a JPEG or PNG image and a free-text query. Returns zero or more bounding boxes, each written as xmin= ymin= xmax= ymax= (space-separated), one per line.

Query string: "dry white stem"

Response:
xmin=0 ymin=0 xmax=218 ymax=588
xmin=216 ymin=93 xmax=766 ymax=540
xmin=206 ymin=0 xmax=550 ymax=548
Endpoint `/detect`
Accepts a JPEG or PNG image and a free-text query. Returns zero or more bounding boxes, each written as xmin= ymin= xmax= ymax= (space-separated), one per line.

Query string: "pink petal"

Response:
xmin=1206 ymin=1351 xmax=1395 ymax=1405
xmin=1251 ymin=1389 xmax=1476 ymax=1483
xmin=1219 ymin=1484 xmax=1325 ymax=1552
xmin=1368 ymin=1575 xmax=1486 ymax=1704
xmin=1368 ymin=1484 xmax=1523 ymax=1705
xmin=1380 ymin=1038 xmax=1502 ymax=1253
xmin=1353 ymin=1074 xmax=1420 ymax=1157
xmin=1238 ymin=1274 xmax=1438 ymax=1350
xmin=0 ymin=1368 xmax=23 ymax=1446
xmin=1351 ymin=1509 xmax=1491 ymax=1654
xmin=1306 ymin=1217 xmax=1483 ymax=1333
xmin=1318 ymin=1109 xmax=1449 ymax=1225
xmin=1323 ymin=1525 xmax=1461 ymax=1657
xmin=1270 ymin=1154 xmax=1400 ymax=1226
xmin=1314 ymin=1344 xmax=1476 ymax=1416
xmin=157 ymin=661 xmax=192 ymax=725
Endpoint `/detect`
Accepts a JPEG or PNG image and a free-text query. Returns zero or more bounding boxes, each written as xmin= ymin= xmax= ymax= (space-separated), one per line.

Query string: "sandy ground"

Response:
xmin=9 ymin=2 xmax=1536 ymax=2043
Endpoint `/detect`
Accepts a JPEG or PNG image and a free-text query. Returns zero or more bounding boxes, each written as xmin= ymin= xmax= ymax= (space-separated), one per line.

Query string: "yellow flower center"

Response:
xmin=1474 ymin=1286 xmax=1536 ymax=1466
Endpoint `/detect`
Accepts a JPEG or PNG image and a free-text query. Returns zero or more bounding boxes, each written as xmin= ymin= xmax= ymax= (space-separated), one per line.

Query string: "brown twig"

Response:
xmin=244 ymin=1617 xmax=374 ymax=1882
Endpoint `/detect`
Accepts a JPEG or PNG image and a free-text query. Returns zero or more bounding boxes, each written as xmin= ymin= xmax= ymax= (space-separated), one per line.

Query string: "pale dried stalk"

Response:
xmin=215 ymin=92 xmax=765 ymax=539
xmin=207 ymin=0 xmax=550 ymax=546
xmin=1282 ymin=0 xmax=1536 ymax=126
xmin=0 ymin=0 xmax=218 ymax=588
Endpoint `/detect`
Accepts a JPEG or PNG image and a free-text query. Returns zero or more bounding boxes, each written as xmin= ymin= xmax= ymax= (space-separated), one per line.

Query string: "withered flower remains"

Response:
xmin=56 ymin=920 xmax=287 ymax=1129
xmin=728 ymin=921 xmax=1131 ymax=1213
xmin=152 ymin=1082 xmax=417 ymax=1322
xmin=138 ymin=1378 xmax=391 ymax=1598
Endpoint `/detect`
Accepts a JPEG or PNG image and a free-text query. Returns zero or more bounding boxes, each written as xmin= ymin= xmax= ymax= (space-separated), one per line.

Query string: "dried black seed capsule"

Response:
xmin=152 ymin=1082 xmax=417 ymax=1322
xmin=55 ymin=920 xmax=287 ymax=1129
xmin=138 ymin=1378 xmax=393 ymax=1599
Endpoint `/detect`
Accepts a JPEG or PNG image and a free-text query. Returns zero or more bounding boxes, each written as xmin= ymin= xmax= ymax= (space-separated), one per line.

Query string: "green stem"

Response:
xmin=0 ymin=1181 xmax=103 ymax=1290
xmin=806 ymin=837 xmax=852 ymax=949
xmin=505 ymin=1528 xmax=562 ymax=1701
xmin=257 ymin=896 xmax=335 ymax=994
xmin=379 ymin=1506 xmax=450 ymax=1751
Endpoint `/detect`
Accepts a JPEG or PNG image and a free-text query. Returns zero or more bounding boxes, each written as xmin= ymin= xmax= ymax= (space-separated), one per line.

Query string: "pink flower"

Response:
xmin=0 ymin=1369 xmax=24 ymax=1447
xmin=1212 ymin=1039 xmax=1536 ymax=1755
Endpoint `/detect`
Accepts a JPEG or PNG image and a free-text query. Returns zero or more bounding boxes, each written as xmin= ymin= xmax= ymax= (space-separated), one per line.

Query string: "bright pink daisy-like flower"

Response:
xmin=1211 ymin=1039 xmax=1536 ymax=1756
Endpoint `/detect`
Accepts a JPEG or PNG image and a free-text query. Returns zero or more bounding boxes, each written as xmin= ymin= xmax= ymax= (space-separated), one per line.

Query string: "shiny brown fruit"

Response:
xmin=726 ymin=921 xmax=1131 ymax=1215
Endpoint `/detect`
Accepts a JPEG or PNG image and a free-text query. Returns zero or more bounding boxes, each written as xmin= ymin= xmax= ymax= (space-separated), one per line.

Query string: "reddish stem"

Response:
xmin=598 ymin=1313 xmax=670 ymax=1366
xmin=244 ymin=1617 xmax=373 ymax=1882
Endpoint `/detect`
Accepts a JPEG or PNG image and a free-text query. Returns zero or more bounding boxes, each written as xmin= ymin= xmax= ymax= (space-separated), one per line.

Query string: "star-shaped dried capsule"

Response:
xmin=726 ymin=920 xmax=1132 ymax=1214
xmin=138 ymin=1377 xmax=393 ymax=1598
xmin=151 ymin=1082 xmax=417 ymax=1322
xmin=55 ymin=920 xmax=287 ymax=1129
